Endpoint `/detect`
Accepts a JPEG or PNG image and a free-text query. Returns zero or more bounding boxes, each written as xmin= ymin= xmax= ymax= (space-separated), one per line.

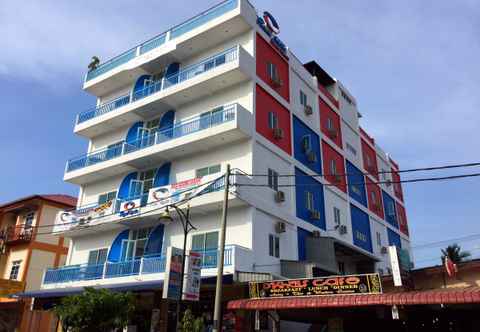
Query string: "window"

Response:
xmin=267 ymin=62 xmax=279 ymax=81
xmin=269 ymin=234 xmax=280 ymax=258
xmin=268 ymin=112 xmax=278 ymax=129
xmin=24 ymin=212 xmax=34 ymax=229
xmin=88 ymin=248 xmax=108 ymax=265
xmin=140 ymin=170 xmax=156 ymax=195
xmin=98 ymin=191 xmax=117 ymax=205
xmin=192 ymin=231 xmax=219 ymax=252
xmin=371 ymin=191 xmax=377 ymax=205
xmin=146 ymin=118 xmax=160 ymax=131
xmin=305 ymin=191 xmax=314 ymax=212
xmin=381 ymin=169 xmax=388 ymax=181
xmin=268 ymin=169 xmax=279 ymax=191
xmin=337 ymin=261 xmax=345 ymax=275
xmin=346 ymin=143 xmax=357 ymax=156
xmin=329 ymin=159 xmax=337 ymax=176
xmin=301 ymin=135 xmax=312 ymax=153
xmin=326 ymin=117 xmax=335 ymax=131
xmin=300 ymin=90 xmax=307 ymax=107
xmin=376 ymin=232 xmax=382 ymax=247
xmin=121 ymin=227 xmax=152 ymax=261
xmin=340 ymin=90 xmax=353 ymax=105
xmin=196 ymin=164 xmax=221 ymax=178
xmin=9 ymin=261 xmax=21 ymax=280
xmin=388 ymin=202 xmax=395 ymax=216
xmin=351 ymin=185 xmax=361 ymax=196
xmin=333 ymin=207 xmax=341 ymax=225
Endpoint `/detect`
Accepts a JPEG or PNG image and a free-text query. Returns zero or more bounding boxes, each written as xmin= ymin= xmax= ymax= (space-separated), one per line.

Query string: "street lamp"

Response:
xmin=158 ymin=204 xmax=196 ymax=331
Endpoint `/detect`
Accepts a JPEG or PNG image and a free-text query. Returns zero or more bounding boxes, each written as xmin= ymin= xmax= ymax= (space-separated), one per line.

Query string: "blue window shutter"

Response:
xmin=159 ymin=110 xmax=175 ymax=131
xmin=107 ymin=229 xmax=130 ymax=262
xmin=297 ymin=227 xmax=310 ymax=261
xmin=154 ymin=162 xmax=171 ymax=187
xmin=133 ymin=75 xmax=152 ymax=95
xmin=126 ymin=121 xmax=144 ymax=144
xmin=118 ymin=172 xmax=138 ymax=199
xmin=145 ymin=225 xmax=165 ymax=256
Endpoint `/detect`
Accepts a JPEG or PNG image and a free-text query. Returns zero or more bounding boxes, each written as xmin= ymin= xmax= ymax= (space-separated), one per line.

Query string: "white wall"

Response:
xmin=341 ymin=121 xmax=362 ymax=168
xmin=376 ymin=148 xmax=394 ymax=195
xmin=324 ymin=187 xmax=352 ymax=244
xmin=369 ymin=217 xmax=389 ymax=274
xmin=289 ymin=66 xmax=319 ymax=132
xmin=25 ymin=250 xmax=56 ymax=291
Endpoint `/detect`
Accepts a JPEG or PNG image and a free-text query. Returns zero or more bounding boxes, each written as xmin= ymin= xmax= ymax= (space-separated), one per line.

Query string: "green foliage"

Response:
xmin=53 ymin=287 xmax=135 ymax=332
xmin=179 ymin=309 xmax=205 ymax=332
xmin=441 ymin=243 xmax=471 ymax=264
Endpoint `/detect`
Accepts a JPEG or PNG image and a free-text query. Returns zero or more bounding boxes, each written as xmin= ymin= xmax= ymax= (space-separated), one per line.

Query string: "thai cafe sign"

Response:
xmin=249 ymin=273 xmax=382 ymax=299
xmin=182 ymin=251 xmax=202 ymax=301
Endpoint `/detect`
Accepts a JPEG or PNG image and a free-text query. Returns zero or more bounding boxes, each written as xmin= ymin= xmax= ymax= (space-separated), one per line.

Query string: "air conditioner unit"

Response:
xmin=339 ymin=225 xmax=348 ymax=235
xmin=373 ymin=203 xmax=382 ymax=211
xmin=272 ymin=127 xmax=284 ymax=140
xmin=275 ymin=221 xmax=286 ymax=233
xmin=312 ymin=230 xmax=321 ymax=238
xmin=274 ymin=190 xmax=285 ymax=203
xmin=310 ymin=210 xmax=320 ymax=220
xmin=304 ymin=105 xmax=313 ymax=115
xmin=333 ymin=174 xmax=342 ymax=183
xmin=381 ymin=246 xmax=388 ymax=254
xmin=271 ymin=76 xmax=283 ymax=88
xmin=307 ymin=151 xmax=316 ymax=163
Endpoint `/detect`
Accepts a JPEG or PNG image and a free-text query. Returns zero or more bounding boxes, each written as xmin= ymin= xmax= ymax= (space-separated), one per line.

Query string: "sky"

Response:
xmin=1 ymin=0 xmax=479 ymax=267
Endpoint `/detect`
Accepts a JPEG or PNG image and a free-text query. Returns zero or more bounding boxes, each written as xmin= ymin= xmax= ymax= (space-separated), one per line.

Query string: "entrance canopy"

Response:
xmin=228 ymin=286 xmax=480 ymax=310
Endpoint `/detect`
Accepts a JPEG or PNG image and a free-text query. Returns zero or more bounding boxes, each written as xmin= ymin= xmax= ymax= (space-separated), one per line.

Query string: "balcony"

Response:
xmin=76 ymin=45 xmax=255 ymax=137
xmin=42 ymin=245 xmax=252 ymax=289
xmin=5 ymin=226 xmax=33 ymax=245
xmin=65 ymin=103 xmax=253 ymax=184
xmin=84 ymin=0 xmax=257 ymax=96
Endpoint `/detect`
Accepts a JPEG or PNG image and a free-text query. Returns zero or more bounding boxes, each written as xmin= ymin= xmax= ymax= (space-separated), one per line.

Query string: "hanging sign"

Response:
xmin=119 ymin=198 xmax=141 ymax=217
xmin=163 ymin=246 xmax=184 ymax=300
xmin=249 ymin=273 xmax=382 ymax=299
xmin=389 ymin=246 xmax=412 ymax=287
xmin=182 ymin=251 xmax=202 ymax=301
xmin=53 ymin=200 xmax=115 ymax=232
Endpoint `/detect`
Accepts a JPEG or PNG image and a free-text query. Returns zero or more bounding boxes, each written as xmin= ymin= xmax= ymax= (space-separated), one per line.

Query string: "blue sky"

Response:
xmin=1 ymin=0 xmax=479 ymax=266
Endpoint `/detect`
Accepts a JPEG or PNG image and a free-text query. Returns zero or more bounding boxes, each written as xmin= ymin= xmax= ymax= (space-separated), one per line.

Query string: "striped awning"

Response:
xmin=228 ymin=286 xmax=480 ymax=310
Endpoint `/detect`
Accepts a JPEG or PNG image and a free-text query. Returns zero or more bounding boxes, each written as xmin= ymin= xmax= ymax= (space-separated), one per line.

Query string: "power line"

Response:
xmin=414 ymin=247 xmax=480 ymax=264
xmin=233 ymin=172 xmax=480 ymax=188
xmin=232 ymin=161 xmax=480 ymax=178
xmin=412 ymin=233 xmax=480 ymax=249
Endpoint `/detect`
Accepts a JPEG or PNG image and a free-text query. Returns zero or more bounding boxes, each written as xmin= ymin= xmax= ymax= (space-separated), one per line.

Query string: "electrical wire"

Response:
xmin=412 ymin=233 xmax=480 ymax=249
xmin=231 ymin=161 xmax=480 ymax=178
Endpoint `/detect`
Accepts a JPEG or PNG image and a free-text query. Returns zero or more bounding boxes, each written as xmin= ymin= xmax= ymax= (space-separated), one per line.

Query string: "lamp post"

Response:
xmin=159 ymin=204 xmax=195 ymax=331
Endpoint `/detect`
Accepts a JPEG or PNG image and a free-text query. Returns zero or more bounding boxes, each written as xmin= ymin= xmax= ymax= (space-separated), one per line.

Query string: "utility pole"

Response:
xmin=212 ymin=164 xmax=230 ymax=332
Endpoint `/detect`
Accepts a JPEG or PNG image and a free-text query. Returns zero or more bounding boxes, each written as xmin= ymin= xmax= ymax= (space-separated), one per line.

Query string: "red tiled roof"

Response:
xmin=227 ymin=287 xmax=480 ymax=310
xmin=0 ymin=194 xmax=76 ymax=210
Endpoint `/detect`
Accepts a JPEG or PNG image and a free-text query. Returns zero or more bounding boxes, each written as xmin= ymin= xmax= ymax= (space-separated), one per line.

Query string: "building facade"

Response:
xmin=42 ymin=0 xmax=410 ymax=307
xmin=0 ymin=195 xmax=75 ymax=330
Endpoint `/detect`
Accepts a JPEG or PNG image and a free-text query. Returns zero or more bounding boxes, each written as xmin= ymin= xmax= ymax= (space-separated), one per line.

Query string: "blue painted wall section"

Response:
xmin=387 ymin=228 xmax=402 ymax=248
xmin=350 ymin=204 xmax=373 ymax=253
xmin=295 ymin=167 xmax=326 ymax=230
xmin=107 ymin=229 xmax=130 ymax=262
xmin=297 ymin=227 xmax=310 ymax=261
xmin=118 ymin=172 xmax=138 ymax=200
xmin=133 ymin=75 xmax=152 ymax=95
xmin=382 ymin=191 xmax=399 ymax=228
xmin=154 ymin=162 xmax=171 ymax=187
xmin=346 ymin=161 xmax=367 ymax=207
xmin=145 ymin=225 xmax=165 ymax=255
xmin=292 ymin=116 xmax=322 ymax=174
xmin=126 ymin=121 xmax=144 ymax=144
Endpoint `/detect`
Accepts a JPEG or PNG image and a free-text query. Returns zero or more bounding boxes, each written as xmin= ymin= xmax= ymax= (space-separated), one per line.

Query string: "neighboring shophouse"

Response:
xmin=0 ymin=194 xmax=76 ymax=330
xmin=33 ymin=0 xmax=411 ymax=325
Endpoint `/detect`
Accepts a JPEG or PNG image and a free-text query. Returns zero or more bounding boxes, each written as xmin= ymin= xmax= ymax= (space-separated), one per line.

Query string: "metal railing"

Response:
xmin=78 ymin=46 xmax=238 ymax=125
xmin=85 ymin=0 xmax=238 ymax=82
xmin=6 ymin=226 xmax=33 ymax=243
xmin=68 ymin=103 xmax=237 ymax=172
xmin=43 ymin=246 xmax=234 ymax=285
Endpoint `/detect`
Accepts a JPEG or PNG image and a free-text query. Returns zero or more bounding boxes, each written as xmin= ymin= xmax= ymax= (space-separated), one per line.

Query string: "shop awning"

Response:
xmin=14 ymin=280 xmax=164 ymax=299
xmin=227 ymin=286 xmax=480 ymax=310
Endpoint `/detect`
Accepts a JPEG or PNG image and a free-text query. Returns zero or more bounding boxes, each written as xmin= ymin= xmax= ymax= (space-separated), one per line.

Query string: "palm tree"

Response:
xmin=441 ymin=243 xmax=471 ymax=264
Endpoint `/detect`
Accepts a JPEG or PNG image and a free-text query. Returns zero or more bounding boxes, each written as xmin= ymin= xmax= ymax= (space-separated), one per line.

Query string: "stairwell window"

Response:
xmin=267 ymin=62 xmax=279 ymax=82
xmin=301 ymin=135 xmax=312 ymax=153
xmin=196 ymin=164 xmax=221 ymax=178
xmin=327 ymin=117 xmax=334 ymax=131
xmin=330 ymin=160 xmax=337 ymax=176
xmin=269 ymin=234 xmax=280 ymax=258
xmin=333 ymin=207 xmax=341 ymax=225
xmin=268 ymin=168 xmax=279 ymax=191
xmin=376 ymin=231 xmax=382 ymax=247
xmin=98 ymin=191 xmax=117 ymax=205
xmin=9 ymin=260 xmax=21 ymax=280
xmin=268 ymin=112 xmax=279 ymax=129
xmin=305 ymin=191 xmax=315 ymax=212
xmin=88 ymin=248 xmax=108 ymax=266
xmin=388 ymin=202 xmax=396 ymax=216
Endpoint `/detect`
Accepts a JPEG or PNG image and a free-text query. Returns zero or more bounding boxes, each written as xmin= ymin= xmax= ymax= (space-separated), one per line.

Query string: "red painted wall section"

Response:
xmin=319 ymin=97 xmax=343 ymax=148
xmin=256 ymin=33 xmax=290 ymax=102
xmin=318 ymin=85 xmax=339 ymax=109
xmin=321 ymin=140 xmax=347 ymax=193
xmin=366 ymin=176 xmax=385 ymax=219
xmin=359 ymin=127 xmax=375 ymax=146
xmin=256 ymin=84 xmax=292 ymax=155
xmin=396 ymin=202 xmax=409 ymax=236
xmin=361 ymin=139 xmax=379 ymax=180
xmin=391 ymin=169 xmax=404 ymax=202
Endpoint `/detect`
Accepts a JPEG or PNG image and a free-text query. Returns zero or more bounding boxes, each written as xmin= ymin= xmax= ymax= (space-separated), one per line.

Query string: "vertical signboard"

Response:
xmin=388 ymin=246 xmax=402 ymax=287
xmin=389 ymin=245 xmax=411 ymax=287
xmin=162 ymin=247 xmax=184 ymax=299
xmin=182 ymin=251 xmax=202 ymax=301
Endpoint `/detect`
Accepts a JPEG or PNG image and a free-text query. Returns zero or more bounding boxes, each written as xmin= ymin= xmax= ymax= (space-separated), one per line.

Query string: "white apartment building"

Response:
xmin=39 ymin=0 xmax=411 ymax=295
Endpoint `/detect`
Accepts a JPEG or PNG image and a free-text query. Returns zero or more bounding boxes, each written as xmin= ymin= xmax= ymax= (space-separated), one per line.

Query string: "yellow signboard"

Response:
xmin=0 ymin=279 xmax=25 ymax=297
